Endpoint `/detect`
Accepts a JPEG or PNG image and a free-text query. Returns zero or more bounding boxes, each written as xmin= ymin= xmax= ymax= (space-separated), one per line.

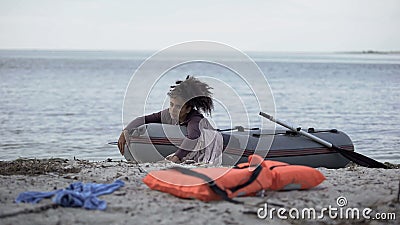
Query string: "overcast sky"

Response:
xmin=0 ymin=0 xmax=399 ymax=52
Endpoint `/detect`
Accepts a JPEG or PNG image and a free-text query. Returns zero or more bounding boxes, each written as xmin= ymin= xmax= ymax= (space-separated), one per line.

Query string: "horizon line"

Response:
xmin=0 ymin=48 xmax=400 ymax=55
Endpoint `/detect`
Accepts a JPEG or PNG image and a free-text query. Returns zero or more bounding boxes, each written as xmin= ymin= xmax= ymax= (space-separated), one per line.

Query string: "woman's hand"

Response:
xmin=166 ymin=155 xmax=181 ymax=163
xmin=118 ymin=131 xmax=126 ymax=155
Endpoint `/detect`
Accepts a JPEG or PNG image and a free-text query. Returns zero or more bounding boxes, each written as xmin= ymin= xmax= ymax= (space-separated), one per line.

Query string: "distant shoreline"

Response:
xmin=334 ymin=50 xmax=400 ymax=55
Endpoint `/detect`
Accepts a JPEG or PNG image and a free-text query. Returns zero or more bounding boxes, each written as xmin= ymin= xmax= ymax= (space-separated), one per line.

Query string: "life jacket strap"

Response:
xmin=170 ymin=165 xmax=263 ymax=204
xmin=170 ymin=167 xmax=241 ymax=204
xmin=229 ymin=165 xmax=262 ymax=193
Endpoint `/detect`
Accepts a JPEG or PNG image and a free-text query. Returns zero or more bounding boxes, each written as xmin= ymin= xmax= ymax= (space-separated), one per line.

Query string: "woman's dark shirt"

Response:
xmin=124 ymin=108 xmax=213 ymax=159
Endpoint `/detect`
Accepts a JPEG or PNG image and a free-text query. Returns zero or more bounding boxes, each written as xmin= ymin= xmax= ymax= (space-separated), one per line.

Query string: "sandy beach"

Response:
xmin=0 ymin=158 xmax=399 ymax=225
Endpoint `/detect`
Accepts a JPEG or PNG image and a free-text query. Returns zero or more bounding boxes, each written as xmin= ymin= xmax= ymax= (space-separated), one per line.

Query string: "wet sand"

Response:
xmin=0 ymin=158 xmax=399 ymax=225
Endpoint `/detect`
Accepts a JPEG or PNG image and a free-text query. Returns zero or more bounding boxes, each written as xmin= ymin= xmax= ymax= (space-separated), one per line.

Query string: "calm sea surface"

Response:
xmin=0 ymin=50 xmax=399 ymax=163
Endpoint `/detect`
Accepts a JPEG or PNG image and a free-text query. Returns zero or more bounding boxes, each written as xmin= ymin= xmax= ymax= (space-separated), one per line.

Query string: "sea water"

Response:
xmin=0 ymin=50 xmax=399 ymax=163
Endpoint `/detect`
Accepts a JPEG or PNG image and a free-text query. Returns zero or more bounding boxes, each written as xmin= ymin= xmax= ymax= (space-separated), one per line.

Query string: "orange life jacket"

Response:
xmin=143 ymin=155 xmax=325 ymax=202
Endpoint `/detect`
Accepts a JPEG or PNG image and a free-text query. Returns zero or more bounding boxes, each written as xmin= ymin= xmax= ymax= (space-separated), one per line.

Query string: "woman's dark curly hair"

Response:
xmin=168 ymin=75 xmax=214 ymax=116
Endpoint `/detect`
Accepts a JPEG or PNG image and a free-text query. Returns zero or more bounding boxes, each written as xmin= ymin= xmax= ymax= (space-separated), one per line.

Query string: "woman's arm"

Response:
xmin=124 ymin=111 xmax=163 ymax=132
xmin=118 ymin=110 xmax=164 ymax=155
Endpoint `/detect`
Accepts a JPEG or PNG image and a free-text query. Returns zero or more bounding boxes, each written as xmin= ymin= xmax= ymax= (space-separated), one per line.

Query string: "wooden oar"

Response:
xmin=259 ymin=112 xmax=388 ymax=169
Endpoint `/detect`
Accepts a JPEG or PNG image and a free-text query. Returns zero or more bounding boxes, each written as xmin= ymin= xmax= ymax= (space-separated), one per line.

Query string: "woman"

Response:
xmin=118 ymin=76 xmax=220 ymax=163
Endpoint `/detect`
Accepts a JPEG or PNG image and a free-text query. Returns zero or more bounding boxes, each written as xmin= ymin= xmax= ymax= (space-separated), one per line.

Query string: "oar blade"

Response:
xmin=334 ymin=147 xmax=388 ymax=169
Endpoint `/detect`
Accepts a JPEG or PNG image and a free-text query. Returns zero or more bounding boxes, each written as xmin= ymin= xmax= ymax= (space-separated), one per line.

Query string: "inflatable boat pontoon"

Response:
xmin=124 ymin=123 xmax=354 ymax=168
